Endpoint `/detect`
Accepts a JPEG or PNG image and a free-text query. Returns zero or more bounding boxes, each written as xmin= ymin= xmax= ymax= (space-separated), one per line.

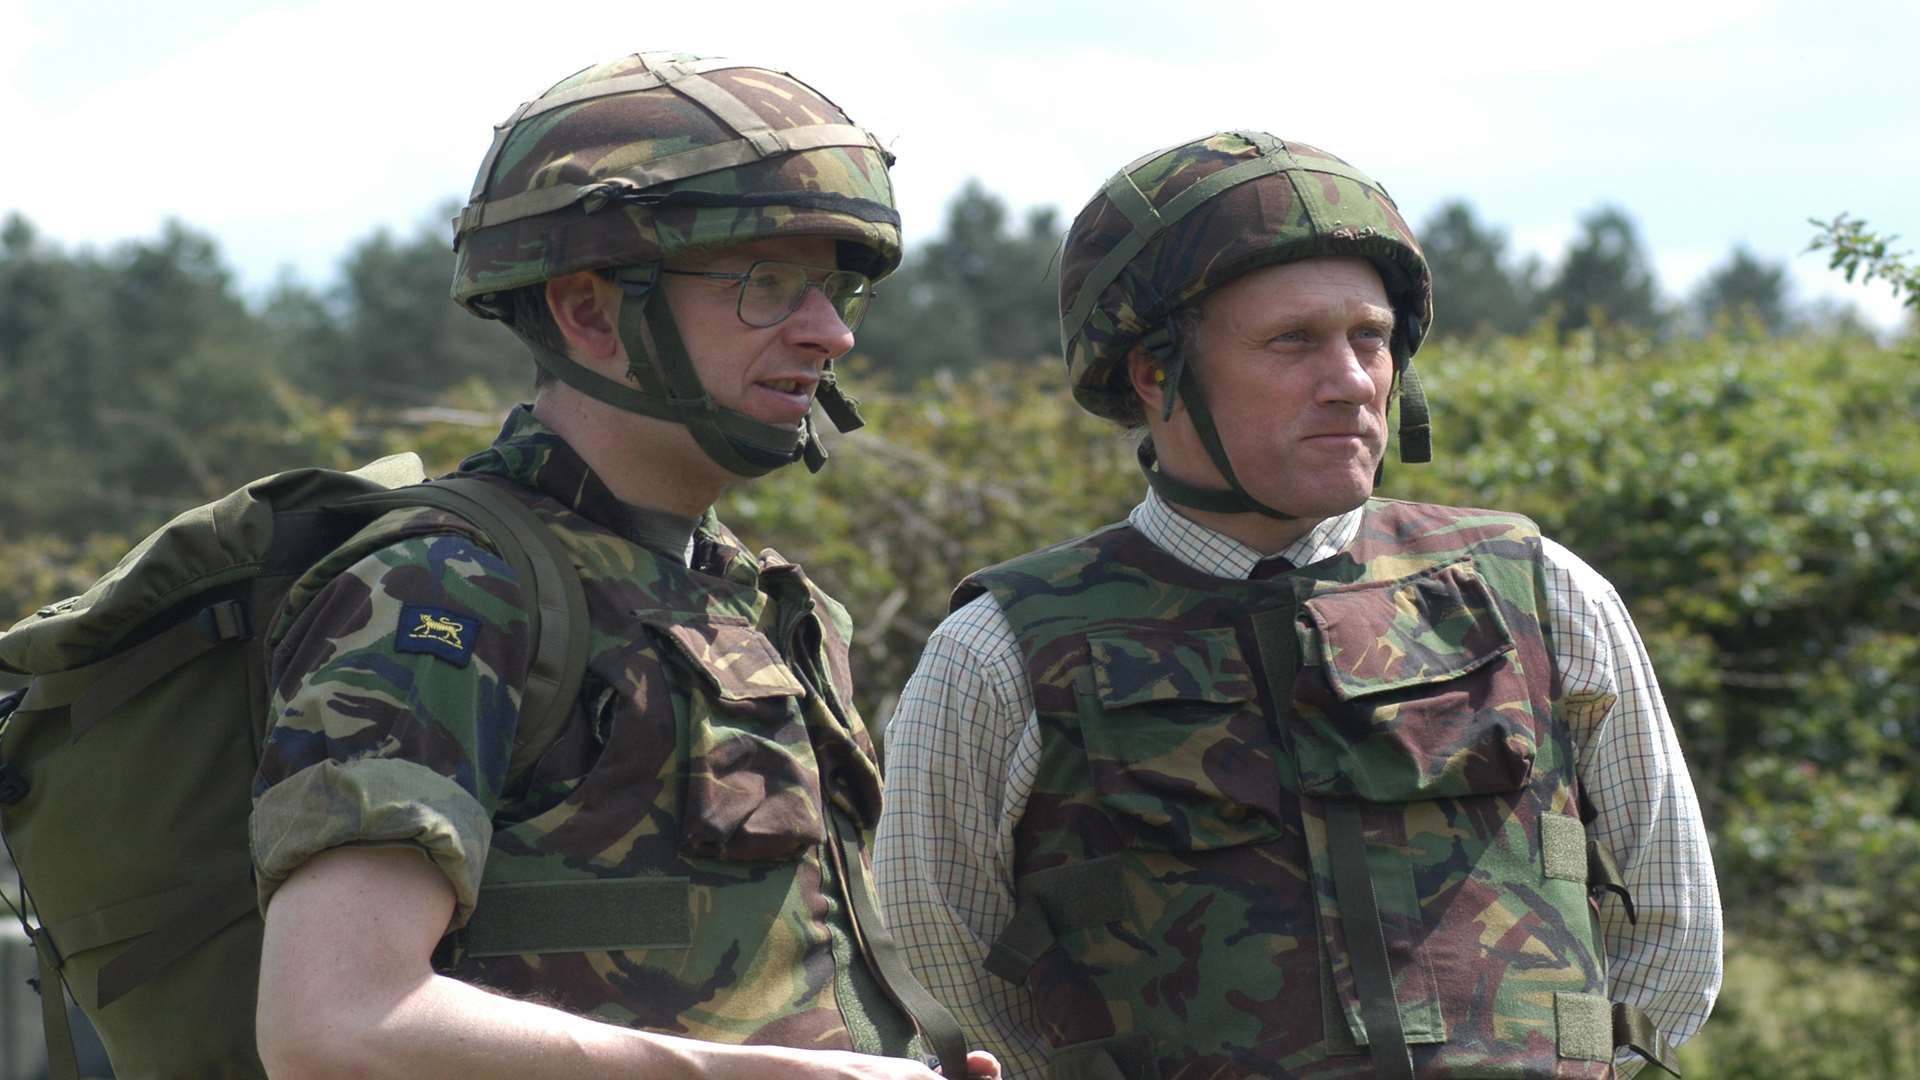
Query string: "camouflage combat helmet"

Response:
xmin=452 ymin=51 xmax=902 ymax=477
xmin=1058 ymin=131 xmax=1434 ymax=518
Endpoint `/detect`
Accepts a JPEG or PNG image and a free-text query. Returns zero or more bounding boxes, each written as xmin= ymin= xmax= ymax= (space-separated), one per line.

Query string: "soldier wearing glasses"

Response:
xmin=248 ymin=52 xmax=997 ymax=1080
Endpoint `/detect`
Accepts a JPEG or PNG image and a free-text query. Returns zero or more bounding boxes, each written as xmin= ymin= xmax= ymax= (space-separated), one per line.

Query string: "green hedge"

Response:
xmin=6 ymin=327 xmax=1916 ymax=1041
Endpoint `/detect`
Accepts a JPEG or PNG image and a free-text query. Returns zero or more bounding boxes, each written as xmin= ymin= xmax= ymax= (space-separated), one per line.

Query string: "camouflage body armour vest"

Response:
xmin=314 ymin=477 xmax=925 ymax=1054
xmin=963 ymin=499 xmax=1621 ymax=1079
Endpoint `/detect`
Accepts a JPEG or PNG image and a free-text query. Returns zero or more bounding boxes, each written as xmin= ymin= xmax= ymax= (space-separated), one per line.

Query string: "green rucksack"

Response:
xmin=0 ymin=454 xmax=589 ymax=1080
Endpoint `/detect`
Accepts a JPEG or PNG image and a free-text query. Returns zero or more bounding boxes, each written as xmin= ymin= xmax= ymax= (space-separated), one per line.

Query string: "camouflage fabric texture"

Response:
xmin=452 ymin=51 xmax=903 ymax=319
xmin=252 ymin=406 xmax=921 ymax=1056
xmin=1059 ymin=131 xmax=1433 ymax=422
xmin=957 ymin=499 xmax=1619 ymax=1079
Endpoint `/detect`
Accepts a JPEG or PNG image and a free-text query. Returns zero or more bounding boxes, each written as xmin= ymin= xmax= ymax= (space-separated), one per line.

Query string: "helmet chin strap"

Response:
xmin=1136 ymin=318 xmax=1431 ymax=519
xmin=524 ymin=266 xmax=867 ymax=478
xmin=1136 ymin=322 xmax=1300 ymax=520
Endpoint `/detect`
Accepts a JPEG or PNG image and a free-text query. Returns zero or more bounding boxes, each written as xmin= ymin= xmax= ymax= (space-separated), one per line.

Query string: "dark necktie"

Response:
xmin=1249 ymin=555 xmax=1295 ymax=580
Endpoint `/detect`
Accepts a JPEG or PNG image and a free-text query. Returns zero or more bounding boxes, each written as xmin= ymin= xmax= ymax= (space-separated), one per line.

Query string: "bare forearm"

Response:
xmin=261 ymin=966 xmax=666 ymax=1077
xmin=255 ymin=848 xmax=979 ymax=1079
xmin=262 ymin=969 xmax=966 ymax=1079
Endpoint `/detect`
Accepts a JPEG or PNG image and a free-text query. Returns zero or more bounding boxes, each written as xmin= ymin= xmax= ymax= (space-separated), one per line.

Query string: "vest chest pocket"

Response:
xmin=645 ymin=614 xmax=825 ymax=861
xmin=1078 ymin=626 xmax=1283 ymax=850
xmin=1293 ymin=560 xmax=1539 ymax=801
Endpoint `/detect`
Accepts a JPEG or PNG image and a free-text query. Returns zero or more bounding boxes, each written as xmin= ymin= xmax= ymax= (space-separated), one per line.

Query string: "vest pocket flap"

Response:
xmin=1305 ymin=561 xmax=1516 ymax=702
xmin=1080 ymin=628 xmax=1279 ymax=851
xmin=644 ymin=615 xmax=805 ymax=701
xmin=1088 ymin=627 xmax=1253 ymax=708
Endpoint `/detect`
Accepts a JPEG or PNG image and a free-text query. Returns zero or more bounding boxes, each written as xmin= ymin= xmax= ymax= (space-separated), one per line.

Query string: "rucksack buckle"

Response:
xmin=24 ymin=923 xmax=63 ymax=970
xmin=195 ymin=600 xmax=251 ymax=643
xmin=0 ymin=760 xmax=27 ymax=805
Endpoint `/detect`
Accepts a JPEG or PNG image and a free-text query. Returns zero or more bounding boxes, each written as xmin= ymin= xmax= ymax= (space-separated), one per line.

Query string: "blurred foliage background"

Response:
xmin=2 ymin=189 xmax=1917 ymax=1077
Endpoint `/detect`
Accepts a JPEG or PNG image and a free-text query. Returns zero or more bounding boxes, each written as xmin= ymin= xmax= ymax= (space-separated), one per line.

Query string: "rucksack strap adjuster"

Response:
xmin=0 ymin=760 xmax=28 ymax=805
xmin=196 ymin=600 xmax=250 ymax=643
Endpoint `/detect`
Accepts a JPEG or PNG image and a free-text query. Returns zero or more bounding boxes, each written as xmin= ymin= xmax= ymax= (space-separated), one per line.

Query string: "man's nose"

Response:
xmin=783 ymin=285 xmax=856 ymax=355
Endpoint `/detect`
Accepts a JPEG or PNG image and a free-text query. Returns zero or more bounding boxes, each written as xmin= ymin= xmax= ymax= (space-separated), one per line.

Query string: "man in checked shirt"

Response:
xmin=875 ymin=132 xmax=1721 ymax=1079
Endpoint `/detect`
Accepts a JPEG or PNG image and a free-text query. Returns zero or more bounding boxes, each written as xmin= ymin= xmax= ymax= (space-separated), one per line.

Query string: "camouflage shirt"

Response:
xmin=250 ymin=405 xmax=924 ymax=1054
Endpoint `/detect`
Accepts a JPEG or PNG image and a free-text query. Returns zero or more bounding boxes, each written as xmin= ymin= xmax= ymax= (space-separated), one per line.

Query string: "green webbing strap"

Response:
xmin=41 ymin=874 xmax=220 ymax=952
xmin=1054 ymin=1048 xmax=1131 ymax=1080
xmin=93 ymin=882 xmax=256 ymax=1008
xmin=1062 ymin=139 xmax=1303 ymax=347
xmin=825 ymin=801 xmax=969 ymax=1079
xmin=1249 ymin=605 xmax=1301 ymax=702
xmin=1137 ymin=441 xmax=1264 ymax=517
xmin=1397 ymin=363 xmax=1431 ymax=464
xmin=1613 ymin=1001 xmax=1681 ymax=1076
xmin=629 ymin=286 xmax=814 ymax=476
xmin=1326 ymin=801 xmax=1415 ymax=1080
xmin=524 ymin=265 xmax=861 ymax=479
xmin=816 ymin=368 xmax=865 ymax=433
xmin=983 ymin=901 xmax=1054 ymax=985
xmin=454 ymin=54 xmax=884 ymax=240
xmin=338 ymin=478 xmax=590 ymax=785
xmin=464 ymin=878 xmax=692 ymax=955
xmin=1133 ymin=346 xmax=1300 ymax=521
xmin=663 ymin=69 xmax=782 ymax=156
xmin=1587 ymin=838 xmax=1637 ymax=925
xmin=464 ymin=99 xmax=534 ymax=204
xmin=458 ymin=123 xmax=884 ymax=237
xmin=517 ymin=55 xmax=744 ymax=124
xmin=525 ymin=336 xmax=682 ymax=423
xmin=33 ymin=927 xmax=81 ymax=1080
xmin=18 ymin=600 xmax=250 ymax=738
xmin=985 ymin=858 xmax=1130 ymax=984
xmin=1104 ymin=171 xmax=1164 ymax=236
xmin=462 ymin=56 xmax=754 ymax=217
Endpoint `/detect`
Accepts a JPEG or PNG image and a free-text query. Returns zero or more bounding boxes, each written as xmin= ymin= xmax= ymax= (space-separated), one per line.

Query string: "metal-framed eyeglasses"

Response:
xmin=660 ymin=260 xmax=876 ymax=332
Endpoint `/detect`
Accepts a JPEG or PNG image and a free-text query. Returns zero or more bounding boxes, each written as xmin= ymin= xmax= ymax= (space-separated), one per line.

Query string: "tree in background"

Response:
xmin=5 ymin=196 xmax=1920 ymax=1076
xmin=851 ymin=181 xmax=1062 ymax=382
xmin=1809 ymin=213 xmax=1920 ymax=327
xmin=1419 ymin=199 xmax=1541 ymax=338
xmin=1545 ymin=205 xmax=1664 ymax=335
xmin=272 ymin=203 xmax=530 ymax=405
xmin=1692 ymin=246 xmax=1795 ymax=337
xmin=0 ymin=216 xmax=345 ymax=537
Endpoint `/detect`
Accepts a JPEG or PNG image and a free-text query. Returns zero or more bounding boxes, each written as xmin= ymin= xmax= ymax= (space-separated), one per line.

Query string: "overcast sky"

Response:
xmin=5 ymin=0 xmax=1916 ymax=328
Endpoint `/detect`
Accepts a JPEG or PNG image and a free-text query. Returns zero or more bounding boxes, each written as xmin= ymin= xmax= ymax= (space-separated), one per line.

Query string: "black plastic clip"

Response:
xmin=0 ymin=760 xmax=28 ymax=805
xmin=196 ymin=599 xmax=252 ymax=643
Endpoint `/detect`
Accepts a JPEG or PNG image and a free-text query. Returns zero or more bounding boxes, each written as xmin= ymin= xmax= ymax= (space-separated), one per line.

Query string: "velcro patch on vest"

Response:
xmin=1554 ymin=991 xmax=1613 ymax=1061
xmin=1541 ymin=813 xmax=1588 ymax=882
xmin=396 ymin=604 xmax=479 ymax=667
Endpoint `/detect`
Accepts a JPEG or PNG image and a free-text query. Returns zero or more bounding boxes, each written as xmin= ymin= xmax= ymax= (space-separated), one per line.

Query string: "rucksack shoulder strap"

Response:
xmin=333 ymin=478 xmax=590 ymax=783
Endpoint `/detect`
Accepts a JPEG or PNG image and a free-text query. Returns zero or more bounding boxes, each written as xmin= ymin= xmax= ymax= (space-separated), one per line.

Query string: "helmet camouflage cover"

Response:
xmin=449 ymin=51 xmax=901 ymax=478
xmin=452 ymin=51 xmax=903 ymax=318
xmin=1059 ymin=131 xmax=1433 ymax=429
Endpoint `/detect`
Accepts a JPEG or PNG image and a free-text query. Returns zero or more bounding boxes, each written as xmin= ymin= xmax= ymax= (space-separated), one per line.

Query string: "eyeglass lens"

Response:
xmin=738 ymin=261 xmax=871 ymax=331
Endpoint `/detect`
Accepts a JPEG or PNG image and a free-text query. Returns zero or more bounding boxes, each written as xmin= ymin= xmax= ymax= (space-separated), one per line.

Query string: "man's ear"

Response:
xmin=546 ymin=271 xmax=623 ymax=364
xmin=1126 ymin=342 xmax=1170 ymax=419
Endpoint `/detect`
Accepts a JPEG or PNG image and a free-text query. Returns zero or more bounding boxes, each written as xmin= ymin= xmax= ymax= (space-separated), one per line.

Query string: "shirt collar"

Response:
xmin=454 ymin=404 xmax=702 ymax=561
xmin=1128 ymin=487 xmax=1362 ymax=579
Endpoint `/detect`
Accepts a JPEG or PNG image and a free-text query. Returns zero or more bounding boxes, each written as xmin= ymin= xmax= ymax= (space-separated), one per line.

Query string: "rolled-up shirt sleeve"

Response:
xmin=250 ymin=534 xmax=530 ymax=925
